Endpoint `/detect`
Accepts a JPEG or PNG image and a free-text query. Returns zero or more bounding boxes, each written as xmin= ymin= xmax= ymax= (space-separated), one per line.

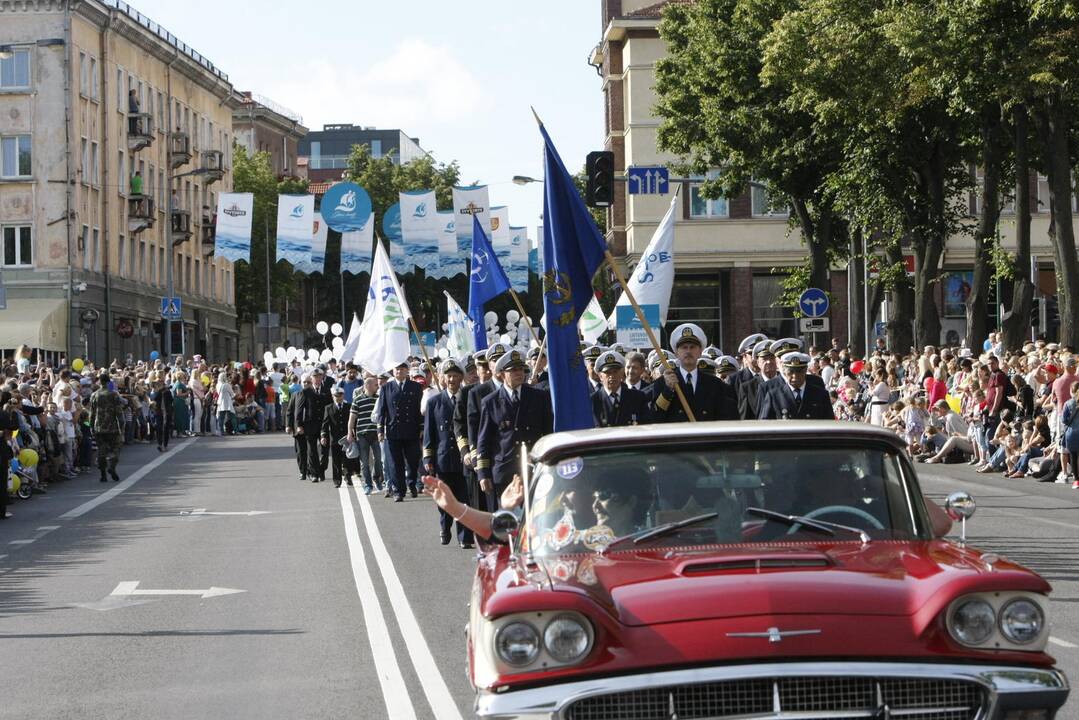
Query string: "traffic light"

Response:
xmin=585 ymin=150 xmax=615 ymax=208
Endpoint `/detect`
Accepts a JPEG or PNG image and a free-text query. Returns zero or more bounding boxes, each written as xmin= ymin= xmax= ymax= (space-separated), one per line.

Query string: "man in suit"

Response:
xmin=625 ymin=351 xmax=651 ymax=392
xmin=466 ymin=343 xmax=508 ymax=473
xmin=738 ymin=341 xmax=779 ymax=420
xmin=591 ymin=351 xmax=651 ymax=427
xmin=650 ymin=323 xmax=738 ymax=422
xmin=731 ymin=333 xmax=767 ymax=393
xmin=582 ymin=345 xmax=603 ymax=392
xmin=758 ymin=352 xmax=836 ymax=420
xmin=527 ymin=346 xmax=549 ymax=392
xmin=477 ymin=349 xmax=554 ymax=508
xmin=423 ymin=359 xmax=474 ymax=548
xmin=770 ymin=338 xmax=827 ymax=393
xmin=291 ymin=374 xmax=326 ymax=482
xmin=321 ymin=386 xmax=352 ymax=487
xmin=378 ymin=360 xmax=424 ymax=501
xmin=311 ymin=365 xmax=335 ymax=478
xmin=284 ymin=382 xmax=306 ymax=481
xmin=716 ymin=355 xmax=739 ymax=385
xmin=454 ymin=352 xmax=488 ymax=511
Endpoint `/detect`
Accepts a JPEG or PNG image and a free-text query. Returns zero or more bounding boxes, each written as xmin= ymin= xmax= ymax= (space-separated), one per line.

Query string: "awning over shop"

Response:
xmin=0 ymin=298 xmax=68 ymax=351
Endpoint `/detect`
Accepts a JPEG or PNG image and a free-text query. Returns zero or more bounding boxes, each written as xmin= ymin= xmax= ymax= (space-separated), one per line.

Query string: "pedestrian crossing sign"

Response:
xmin=160 ymin=296 xmax=182 ymax=320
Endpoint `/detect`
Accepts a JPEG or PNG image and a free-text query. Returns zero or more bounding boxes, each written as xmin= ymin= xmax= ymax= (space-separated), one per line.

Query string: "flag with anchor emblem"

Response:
xmin=539 ymin=119 xmax=607 ymax=431
xmin=467 ymin=214 xmax=511 ymax=351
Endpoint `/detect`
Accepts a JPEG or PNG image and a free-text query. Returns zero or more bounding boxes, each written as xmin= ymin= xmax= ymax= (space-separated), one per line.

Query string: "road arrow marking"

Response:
xmin=179 ymin=509 xmax=271 ymax=517
xmin=110 ymin=581 xmax=245 ymax=599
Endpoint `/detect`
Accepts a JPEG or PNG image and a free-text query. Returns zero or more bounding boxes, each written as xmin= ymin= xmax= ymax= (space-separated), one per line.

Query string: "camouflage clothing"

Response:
xmin=90 ymin=388 xmax=124 ymax=461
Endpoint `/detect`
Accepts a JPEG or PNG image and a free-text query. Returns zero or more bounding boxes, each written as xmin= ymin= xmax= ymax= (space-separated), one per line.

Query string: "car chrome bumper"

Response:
xmin=475 ymin=661 xmax=1069 ymax=720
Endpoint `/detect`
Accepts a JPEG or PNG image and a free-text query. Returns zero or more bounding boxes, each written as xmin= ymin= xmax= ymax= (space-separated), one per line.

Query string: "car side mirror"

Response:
xmin=490 ymin=510 xmax=520 ymax=543
xmin=944 ymin=491 xmax=976 ymax=545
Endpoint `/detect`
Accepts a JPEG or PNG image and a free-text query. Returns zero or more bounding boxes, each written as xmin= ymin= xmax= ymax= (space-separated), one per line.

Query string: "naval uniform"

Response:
xmin=757 ymin=378 xmax=835 ymax=420
xmin=321 ymin=398 xmax=352 ymax=486
xmin=377 ymin=378 xmax=424 ymax=499
xmin=476 ymin=384 xmax=553 ymax=508
xmin=293 ymin=386 xmax=327 ymax=481
xmin=591 ymin=385 xmax=652 ymax=427
xmin=649 ymin=367 xmax=738 ymax=422
xmin=424 ymin=390 xmax=474 ymax=545
xmin=738 ymin=373 xmax=775 ymax=420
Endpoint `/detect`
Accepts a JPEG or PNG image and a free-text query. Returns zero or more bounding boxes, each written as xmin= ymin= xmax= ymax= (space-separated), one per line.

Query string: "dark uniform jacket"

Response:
xmin=377 ymin=379 xmax=423 ymax=440
xmin=423 ymin=391 xmax=463 ymax=475
xmin=452 ymin=384 xmax=475 ymax=457
xmin=591 ymin=386 xmax=651 ymax=427
xmin=529 ymin=371 xmax=550 ymax=393
xmin=757 ymin=378 xmax=835 ymax=420
xmin=737 ymin=374 xmax=774 ymax=421
xmin=466 ymin=379 xmax=497 ymax=453
xmin=649 ymin=370 xmax=738 ymax=422
xmin=321 ymin=400 xmax=351 ymax=441
xmin=477 ymin=384 xmax=553 ymax=485
xmin=625 ymin=379 xmax=652 ymax=393
xmin=293 ymin=387 xmax=327 ymax=434
xmin=730 ymin=365 xmax=754 ymax=394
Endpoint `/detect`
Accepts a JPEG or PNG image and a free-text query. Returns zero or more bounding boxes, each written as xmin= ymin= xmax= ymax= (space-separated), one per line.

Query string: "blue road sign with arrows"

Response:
xmin=160 ymin=296 xmax=182 ymax=320
xmin=797 ymin=288 xmax=829 ymax=318
xmin=627 ymin=166 xmax=670 ymax=195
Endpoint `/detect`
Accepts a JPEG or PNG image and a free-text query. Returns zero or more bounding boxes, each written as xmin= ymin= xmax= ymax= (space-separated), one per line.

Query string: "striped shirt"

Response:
xmin=350 ymin=391 xmax=379 ymax=434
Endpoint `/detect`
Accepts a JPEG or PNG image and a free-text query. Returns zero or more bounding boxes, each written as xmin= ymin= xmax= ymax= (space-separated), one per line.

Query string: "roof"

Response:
xmin=624 ymin=0 xmax=694 ymax=18
xmin=530 ymin=421 xmax=907 ymax=462
xmin=307 ymin=181 xmax=331 ymax=196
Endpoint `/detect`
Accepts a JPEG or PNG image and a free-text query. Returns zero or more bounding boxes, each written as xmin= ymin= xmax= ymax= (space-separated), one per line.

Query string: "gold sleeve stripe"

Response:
xmin=656 ymin=394 xmax=671 ymax=411
xmin=457 ymin=438 xmax=470 ymax=451
xmin=476 ymin=459 xmax=491 ymax=469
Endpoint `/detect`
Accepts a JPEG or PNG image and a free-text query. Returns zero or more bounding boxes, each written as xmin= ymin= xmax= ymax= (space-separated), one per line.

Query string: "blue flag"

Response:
xmin=468 ymin=213 xmax=511 ymax=350
xmin=539 ymin=122 xmax=607 ymax=432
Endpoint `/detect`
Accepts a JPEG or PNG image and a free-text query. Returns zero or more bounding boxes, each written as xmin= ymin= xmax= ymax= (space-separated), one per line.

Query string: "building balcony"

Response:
xmin=170 ymin=209 xmax=192 ymax=245
xmin=201 ymin=150 xmax=225 ymax=184
xmin=127 ymin=195 xmax=155 ymax=234
xmin=170 ymin=132 xmax=191 ymax=169
xmin=127 ymin=112 xmax=154 ymax=152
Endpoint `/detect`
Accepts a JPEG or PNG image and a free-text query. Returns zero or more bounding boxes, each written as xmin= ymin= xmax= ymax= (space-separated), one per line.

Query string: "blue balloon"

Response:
xmin=149 ymin=351 xmax=160 ymax=361
xmin=10 ymin=459 xmax=20 ymax=471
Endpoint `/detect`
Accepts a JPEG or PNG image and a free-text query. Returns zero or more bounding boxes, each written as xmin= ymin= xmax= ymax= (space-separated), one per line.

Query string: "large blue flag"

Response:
xmin=468 ymin=213 xmax=511 ymax=350
xmin=539 ymin=121 xmax=607 ymax=432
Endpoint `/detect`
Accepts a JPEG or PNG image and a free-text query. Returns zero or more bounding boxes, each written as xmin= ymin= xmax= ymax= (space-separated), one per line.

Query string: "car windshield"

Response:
xmin=524 ymin=442 xmax=919 ymax=556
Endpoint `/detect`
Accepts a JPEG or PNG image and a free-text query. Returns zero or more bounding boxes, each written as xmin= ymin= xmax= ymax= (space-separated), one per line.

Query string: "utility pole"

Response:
xmin=265 ymin=215 xmax=272 ymax=353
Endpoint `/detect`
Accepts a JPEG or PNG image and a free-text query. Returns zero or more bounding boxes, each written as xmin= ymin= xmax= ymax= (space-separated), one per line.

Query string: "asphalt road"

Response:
xmin=0 ymin=432 xmax=1075 ymax=719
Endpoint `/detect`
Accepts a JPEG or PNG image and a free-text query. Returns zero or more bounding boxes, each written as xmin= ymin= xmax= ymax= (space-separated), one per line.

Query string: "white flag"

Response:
xmin=355 ymin=240 xmax=413 ymax=373
xmin=339 ymin=313 xmax=363 ymax=365
xmin=608 ymin=192 xmax=678 ymax=327
xmin=579 ymin=295 xmax=607 ymax=345
xmin=444 ymin=291 xmax=474 ymax=359
xmin=452 ymin=185 xmax=490 ymax=255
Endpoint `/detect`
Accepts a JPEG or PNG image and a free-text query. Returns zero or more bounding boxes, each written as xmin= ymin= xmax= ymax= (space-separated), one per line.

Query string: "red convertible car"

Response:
xmin=468 ymin=421 xmax=1069 ymax=720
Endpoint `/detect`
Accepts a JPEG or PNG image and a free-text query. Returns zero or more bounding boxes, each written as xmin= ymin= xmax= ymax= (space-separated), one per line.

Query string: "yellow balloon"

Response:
xmin=946 ymin=395 xmax=962 ymax=414
xmin=18 ymin=448 xmax=39 ymax=468
xmin=8 ymin=475 xmax=19 ymax=494
xmin=72 ymin=358 xmax=85 ymax=372
xmin=201 ymin=374 xmax=211 ymax=385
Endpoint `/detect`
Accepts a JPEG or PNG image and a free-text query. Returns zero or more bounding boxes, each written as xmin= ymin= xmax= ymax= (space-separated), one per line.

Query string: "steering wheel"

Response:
xmin=786 ymin=505 xmax=885 ymax=535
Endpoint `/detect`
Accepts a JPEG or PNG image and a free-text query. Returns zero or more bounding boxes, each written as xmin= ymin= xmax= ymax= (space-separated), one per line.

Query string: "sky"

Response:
xmin=125 ymin=0 xmax=606 ymax=234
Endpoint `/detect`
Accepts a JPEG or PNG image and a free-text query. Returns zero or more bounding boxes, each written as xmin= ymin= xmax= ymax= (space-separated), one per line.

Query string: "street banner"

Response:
xmin=355 ymin=240 xmax=413 ymax=372
xmin=321 ymin=182 xmax=372 ymax=233
xmin=608 ymin=192 xmax=677 ymax=327
xmin=340 ymin=212 xmax=373 ymax=274
xmin=452 ymin=185 xmax=490 ymax=255
xmin=339 ymin=312 xmax=362 ymax=365
xmin=490 ymin=206 xmax=513 ymax=296
xmin=309 ymin=211 xmax=329 ymax=274
xmin=437 ymin=211 xmax=465 ymax=278
xmin=382 ymin=203 xmax=409 ymax=275
xmin=529 ymin=230 xmax=541 ymax=276
xmin=468 ymin=214 xmax=511 ymax=351
xmin=399 ymin=190 xmax=440 ymax=275
xmin=444 ymin=291 xmax=474 ymax=359
xmin=276 ymin=194 xmax=314 ymax=268
xmin=510 ymin=226 xmax=529 ymax=293
xmin=579 ymin=295 xmax=607 ymax=344
xmin=213 ymin=192 xmax=253 ymax=263
xmin=539 ymin=121 xmax=606 ymax=432
xmin=615 ymin=303 xmax=660 ymax=349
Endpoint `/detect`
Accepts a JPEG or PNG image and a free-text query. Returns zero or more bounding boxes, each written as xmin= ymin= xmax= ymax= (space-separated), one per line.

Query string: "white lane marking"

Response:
xmin=1050 ymin=636 xmax=1079 ymax=649
xmin=109 ymin=581 xmax=245 ymax=598
xmin=36 ymin=526 xmax=60 ymax=532
xmin=179 ymin=509 xmax=271 ymax=517
xmin=338 ymin=486 xmax=417 ymax=720
xmin=352 ymin=486 xmax=465 ymax=720
xmin=60 ymin=438 xmax=196 ymax=520
xmin=8 ymin=539 xmax=34 ymax=545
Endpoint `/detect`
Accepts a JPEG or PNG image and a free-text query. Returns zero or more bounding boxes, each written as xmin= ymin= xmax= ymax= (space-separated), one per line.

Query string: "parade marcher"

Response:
xmin=291 ymin=374 xmax=325 ymax=483
xmin=649 ymin=324 xmax=738 ymax=422
xmin=697 ymin=357 xmax=718 ymax=377
xmin=591 ymin=351 xmax=651 ymax=427
xmin=716 ymin=355 xmax=739 ymax=384
xmin=347 ymin=375 xmax=383 ymax=495
xmin=732 ymin=333 xmax=768 ymax=391
xmin=758 ymin=352 xmax=836 ymax=420
xmin=423 ymin=359 xmax=474 ymax=548
xmin=454 ymin=352 xmax=487 ymax=511
xmin=527 ymin=346 xmax=549 ymax=392
xmin=89 ymin=371 xmax=124 ymax=482
xmin=321 ymin=386 xmax=352 ymax=487
xmin=465 ymin=344 xmax=508 ymax=472
xmin=149 ymin=372 xmax=174 ymax=450
xmin=378 ymin=360 xmax=424 ymax=501
xmin=582 ymin=345 xmax=603 ymax=391
xmin=737 ymin=340 xmax=778 ymax=420
xmin=476 ymin=349 xmax=553 ymax=508
xmin=625 ymin=351 xmax=650 ymax=391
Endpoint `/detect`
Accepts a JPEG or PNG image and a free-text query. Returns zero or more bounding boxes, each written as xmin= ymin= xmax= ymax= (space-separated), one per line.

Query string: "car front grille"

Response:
xmin=565 ymin=676 xmax=984 ymax=720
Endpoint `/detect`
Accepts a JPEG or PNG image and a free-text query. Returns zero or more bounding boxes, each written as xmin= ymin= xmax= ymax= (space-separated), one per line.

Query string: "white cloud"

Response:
xmin=268 ymin=39 xmax=488 ymax=132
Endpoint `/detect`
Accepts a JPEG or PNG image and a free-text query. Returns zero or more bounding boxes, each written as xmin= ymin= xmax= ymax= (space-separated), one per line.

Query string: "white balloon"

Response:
xmin=441 ymin=323 xmax=449 ymax=332
xmin=484 ymin=311 xmax=498 ymax=328
xmin=332 ymin=345 xmax=345 ymax=361
xmin=263 ymin=351 xmax=275 ymax=366
xmin=506 ymin=309 xmax=520 ymax=323
xmin=437 ymin=348 xmax=450 ymax=359
xmin=316 ymin=321 xmax=329 ymax=335
xmin=320 ymin=348 xmax=333 ymax=362
xmin=500 ymin=333 xmax=513 ymax=345
xmin=287 ymin=346 xmax=299 ymax=360
xmin=331 ymin=322 xmax=343 ymax=336
xmin=331 ymin=337 xmax=345 ymax=348
xmin=307 ymin=348 xmax=320 ymax=361
xmin=275 ymin=347 xmax=287 ymax=362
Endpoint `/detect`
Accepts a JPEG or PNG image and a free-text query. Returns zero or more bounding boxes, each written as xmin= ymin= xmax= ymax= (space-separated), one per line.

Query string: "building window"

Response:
xmin=81 ymin=225 xmax=90 ymax=270
xmin=752 ymin=273 xmax=797 ymax=338
xmin=751 ymin=182 xmax=789 ymax=217
xmin=667 ymin=275 xmax=720 ymax=347
xmin=1 ymin=226 xmax=32 ymax=267
xmin=118 ymin=151 xmax=127 ymax=195
xmin=91 ymin=142 xmax=100 ymax=185
xmin=148 ymin=241 xmax=156 ymax=284
xmin=90 ymin=57 xmax=98 ymax=100
xmin=116 ymin=67 xmax=124 ymax=110
xmin=158 ymin=247 xmax=164 ymax=286
xmin=0 ymin=135 xmax=31 ymax=178
xmin=80 ymin=138 xmax=89 ymax=184
xmin=0 ymin=48 xmax=30 ymax=89
xmin=129 ymin=236 xmax=136 ymax=281
xmin=689 ymin=171 xmax=729 ymax=218
xmin=371 ymin=139 xmax=382 ymax=158
xmin=92 ymin=227 xmax=100 ymax=272
xmin=79 ymin=52 xmax=88 ymax=95
xmin=139 ymin=240 xmax=146 ymax=282
xmin=118 ymin=233 xmax=126 ymax=277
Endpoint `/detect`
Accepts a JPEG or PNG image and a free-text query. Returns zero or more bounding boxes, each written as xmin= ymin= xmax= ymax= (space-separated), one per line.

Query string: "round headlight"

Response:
xmin=1000 ymin=599 xmax=1044 ymax=644
xmin=950 ymin=599 xmax=996 ymax=645
xmin=495 ymin=622 xmax=540 ymax=667
xmin=544 ymin=615 xmax=590 ymax=663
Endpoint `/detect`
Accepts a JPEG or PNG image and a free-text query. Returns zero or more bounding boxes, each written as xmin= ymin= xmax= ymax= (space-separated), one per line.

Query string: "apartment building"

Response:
xmin=595 ymin=0 xmax=1063 ymax=350
xmin=0 ymin=0 xmax=242 ymax=364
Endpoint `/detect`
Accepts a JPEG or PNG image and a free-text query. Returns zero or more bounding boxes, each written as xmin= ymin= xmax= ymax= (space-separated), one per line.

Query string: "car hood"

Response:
xmin=536 ymin=541 xmax=1049 ymax=627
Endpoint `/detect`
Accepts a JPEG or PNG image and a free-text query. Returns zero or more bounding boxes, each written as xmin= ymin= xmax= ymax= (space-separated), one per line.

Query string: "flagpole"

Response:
xmin=407 ymin=316 xmax=443 ymax=392
xmin=603 ymin=249 xmax=696 ymax=421
xmin=508 ymin=289 xmax=541 ymax=347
